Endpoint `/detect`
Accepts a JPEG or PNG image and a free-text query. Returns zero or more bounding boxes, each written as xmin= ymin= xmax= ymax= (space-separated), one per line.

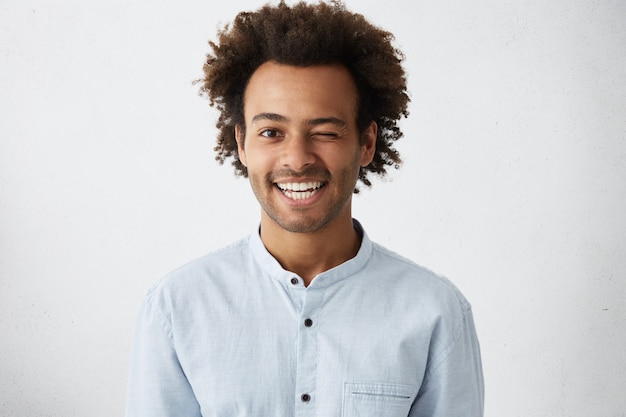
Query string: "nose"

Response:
xmin=280 ymin=135 xmax=315 ymax=171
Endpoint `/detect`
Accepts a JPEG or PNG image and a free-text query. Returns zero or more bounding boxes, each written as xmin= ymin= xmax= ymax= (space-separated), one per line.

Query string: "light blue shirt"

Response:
xmin=126 ymin=221 xmax=484 ymax=417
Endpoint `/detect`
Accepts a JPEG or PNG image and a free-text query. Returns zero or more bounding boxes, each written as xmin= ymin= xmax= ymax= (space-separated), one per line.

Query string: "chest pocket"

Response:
xmin=342 ymin=382 xmax=416 ymax=417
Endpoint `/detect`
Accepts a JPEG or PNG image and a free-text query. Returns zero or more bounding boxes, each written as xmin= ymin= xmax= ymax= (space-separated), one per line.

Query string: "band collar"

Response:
xmin=248 ymin=219 xmax=373 ymax=289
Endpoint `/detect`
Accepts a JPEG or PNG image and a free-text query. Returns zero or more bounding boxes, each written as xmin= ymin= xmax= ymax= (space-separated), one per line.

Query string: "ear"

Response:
xmin=360 ymin=121 xmax=377 ymax=167
xmin=235 ymin=125 xmax=247 ymax=167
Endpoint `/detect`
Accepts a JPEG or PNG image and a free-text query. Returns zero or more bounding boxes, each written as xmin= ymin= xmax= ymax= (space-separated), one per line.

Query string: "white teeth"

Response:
xmin=283 ymin=190 xmax=313 ymax=200
xmin=276 ymin=182 xmax=322 ymax=192
xmin=276 ymin=182 xmax=323 ymax=200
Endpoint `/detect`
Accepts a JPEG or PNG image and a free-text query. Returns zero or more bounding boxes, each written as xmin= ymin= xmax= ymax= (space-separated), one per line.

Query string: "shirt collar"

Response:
xmin=248 ymin=219 xmax=373 ymax=288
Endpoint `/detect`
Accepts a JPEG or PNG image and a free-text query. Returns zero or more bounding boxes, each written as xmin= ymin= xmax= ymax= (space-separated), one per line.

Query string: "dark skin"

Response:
xmin=199 ymin=2 xmax=408 ymax=190
xmin=236 ymin=62 xmax=377 ymax=285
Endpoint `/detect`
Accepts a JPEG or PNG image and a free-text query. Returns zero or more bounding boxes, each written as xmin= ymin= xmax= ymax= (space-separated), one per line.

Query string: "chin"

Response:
xmin=269 ymin=211 xmax=334 ymax=234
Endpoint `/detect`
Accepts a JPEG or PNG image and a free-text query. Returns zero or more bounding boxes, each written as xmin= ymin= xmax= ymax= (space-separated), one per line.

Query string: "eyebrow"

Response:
xmin=306 ymin=117 xmax=346 ymax=127
xmin=251 ymin=113 xmax=346 ymax=127
xmin=251 ymin=113 xmax=288 ymax=123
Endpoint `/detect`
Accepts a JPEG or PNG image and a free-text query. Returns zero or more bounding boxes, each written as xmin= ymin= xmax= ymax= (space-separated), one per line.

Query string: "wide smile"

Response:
xmin=275 ymin=181 xmax=326 ymax=201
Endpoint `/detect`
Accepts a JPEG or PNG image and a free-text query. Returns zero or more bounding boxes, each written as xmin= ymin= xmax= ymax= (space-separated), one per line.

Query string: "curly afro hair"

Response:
xmin=197 ymin=0 xmax=409 ymax=190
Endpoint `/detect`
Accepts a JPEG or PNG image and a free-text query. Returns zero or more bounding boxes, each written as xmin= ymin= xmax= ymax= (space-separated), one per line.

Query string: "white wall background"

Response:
xmin=1 ymin=0 xmax=625 ymax=416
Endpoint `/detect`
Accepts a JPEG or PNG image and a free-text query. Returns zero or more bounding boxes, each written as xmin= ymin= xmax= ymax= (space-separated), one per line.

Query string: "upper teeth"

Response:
xmin=277 ymin=182 xmax=322 ymax=192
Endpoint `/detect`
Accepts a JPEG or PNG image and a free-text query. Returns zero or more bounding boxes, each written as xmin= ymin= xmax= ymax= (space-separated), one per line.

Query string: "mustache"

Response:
xmin=269 ymin=167 xmax=331 ymax=182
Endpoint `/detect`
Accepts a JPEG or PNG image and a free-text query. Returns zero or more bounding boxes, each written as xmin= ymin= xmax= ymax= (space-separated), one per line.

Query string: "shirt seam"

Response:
xmin=421 ymin=305 xmax=473 ymax=383
xmin=371 ymin=243 xmax=472 ymax=310
xmin=162 ymin=238 xmax=249 ymax=283
xmin=145 ymin=286 xmax=175 ymax=346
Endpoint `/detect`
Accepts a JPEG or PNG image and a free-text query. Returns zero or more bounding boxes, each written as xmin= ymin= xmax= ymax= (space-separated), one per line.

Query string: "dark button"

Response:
xmin=304 ymin=318 xmax=313 ymax=327
xmin=290 ymin=277 xmax=299 ymax=285
xmin=301 ymin=393 xmax=311 ymax=403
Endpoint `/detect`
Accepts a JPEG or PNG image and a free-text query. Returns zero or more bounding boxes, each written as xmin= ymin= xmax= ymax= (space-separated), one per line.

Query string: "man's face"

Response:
xmin=237 ymin=61 xmax=376 ymax=234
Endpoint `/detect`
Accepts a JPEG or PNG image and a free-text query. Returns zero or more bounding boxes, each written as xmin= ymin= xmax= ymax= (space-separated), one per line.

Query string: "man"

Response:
xmin=126 ymin=2 xmax=484 ymax=416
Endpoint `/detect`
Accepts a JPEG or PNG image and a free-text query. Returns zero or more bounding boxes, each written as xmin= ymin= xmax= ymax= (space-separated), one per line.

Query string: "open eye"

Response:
xmin=260 ymin=129 xmax=282 ymax=138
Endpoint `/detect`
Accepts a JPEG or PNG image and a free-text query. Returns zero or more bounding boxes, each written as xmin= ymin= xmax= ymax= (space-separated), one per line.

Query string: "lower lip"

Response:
xmin=274 ymin=184 xmax=326 ymax=207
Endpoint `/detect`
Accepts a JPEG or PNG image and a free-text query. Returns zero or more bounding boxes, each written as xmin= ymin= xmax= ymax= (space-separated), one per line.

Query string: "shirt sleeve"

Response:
xmin=409 ymin=306 xmax=485 ymax=417
xmin=125 ymin=292 xmax=202 ymax=417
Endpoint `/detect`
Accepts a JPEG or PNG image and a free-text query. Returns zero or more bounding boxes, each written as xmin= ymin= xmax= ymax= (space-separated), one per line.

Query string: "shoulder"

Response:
xmin=145 ymin=236 xmax=252 ymax=305
xmin=367 ymin=241 xmax=477 ymax=366
xmin=367 ymin=240 xmax=472 ymax=314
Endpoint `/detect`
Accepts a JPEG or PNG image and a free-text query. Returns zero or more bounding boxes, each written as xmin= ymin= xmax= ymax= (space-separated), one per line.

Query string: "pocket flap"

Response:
xmin=345 ymin=382 xmax=416 ymax=402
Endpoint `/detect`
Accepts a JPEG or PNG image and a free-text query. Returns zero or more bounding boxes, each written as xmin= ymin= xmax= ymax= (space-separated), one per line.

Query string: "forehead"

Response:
xmin=243 ymin=61 xmax=359 ymax=121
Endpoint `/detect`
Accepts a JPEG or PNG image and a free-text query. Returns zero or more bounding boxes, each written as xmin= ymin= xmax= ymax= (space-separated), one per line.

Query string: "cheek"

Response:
xmin=241 ymin=148 xmax=273 ymax=174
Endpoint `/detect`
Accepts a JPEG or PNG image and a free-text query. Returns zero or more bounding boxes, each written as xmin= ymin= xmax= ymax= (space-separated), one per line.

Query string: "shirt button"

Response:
xmin=304 ymin=318 xmax=313 ymax=327
xmin=290 ymin=277 xmax=299 ymax=285
xmin=301 ymin=393 xmax=311 ymax=403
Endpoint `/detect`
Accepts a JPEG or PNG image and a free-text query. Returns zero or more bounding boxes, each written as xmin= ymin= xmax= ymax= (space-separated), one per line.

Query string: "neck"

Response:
xmin=259 ymin=213 xmax=361 ymax=286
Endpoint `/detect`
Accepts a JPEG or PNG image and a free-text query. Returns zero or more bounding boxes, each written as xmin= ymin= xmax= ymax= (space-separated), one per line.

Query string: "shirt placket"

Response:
xmin=294 ymin=286 xmax=324 ymax=417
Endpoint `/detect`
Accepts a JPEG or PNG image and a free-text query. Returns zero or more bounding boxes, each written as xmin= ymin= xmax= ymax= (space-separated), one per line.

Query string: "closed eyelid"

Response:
xmin=312 ymin=131 xmax=340 ymax=137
